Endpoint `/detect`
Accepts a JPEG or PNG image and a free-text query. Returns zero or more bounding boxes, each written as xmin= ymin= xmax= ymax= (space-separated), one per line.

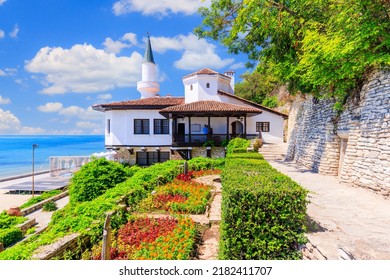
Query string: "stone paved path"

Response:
xmin=261 ymin=143 xmax=390 ymax=260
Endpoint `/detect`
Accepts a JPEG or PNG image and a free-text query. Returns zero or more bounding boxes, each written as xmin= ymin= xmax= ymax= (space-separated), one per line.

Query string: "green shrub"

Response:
xmin=0 ymin=159 xmax=183 ymax=260
xmin=226 ymin=138 xmax=250 ymax=154
xmin=0 ymin=212 xmax=27 ymax=230
xmin=42 ymin=201 xmax=57 ymax=212
xmin=220 ymin=157 xmax=308 ymax=260
xmin=69 ymin=157 xmax=130 ymax=203
xmin=226 ymin=153 xmax=264 ymax=160
xmin=20 ymin=190 xmax=61 ymax=209
xmin=231 ymin=148 xmax=248 ymax=153
xmin=0 ymin=228 xmax=23 ymax=247
xmin=187 ymin=157 xmax=225 ymax=171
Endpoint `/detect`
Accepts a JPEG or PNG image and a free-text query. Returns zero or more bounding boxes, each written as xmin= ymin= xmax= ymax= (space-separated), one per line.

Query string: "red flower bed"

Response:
xmin=153 ymin=194 xmax=188 ymax=211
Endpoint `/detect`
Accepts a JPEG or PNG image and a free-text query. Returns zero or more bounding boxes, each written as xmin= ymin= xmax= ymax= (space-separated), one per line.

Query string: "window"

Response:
xmin=107 ymin=119 xmax=111 ymax=134
xmin=256 ymin=122 xmax=270 ymax=132
xmin=206 ymin=83 xmax=210 ymax=88
xmin=136 ymin=151 xmax=170 ymax=166
xmin=190 ymin=85 xmax=193 ymax=91
xmin=134 ymin=119 xmax=149 ymax=134
xmin=154 ymin=119 xmax=169 ymax=134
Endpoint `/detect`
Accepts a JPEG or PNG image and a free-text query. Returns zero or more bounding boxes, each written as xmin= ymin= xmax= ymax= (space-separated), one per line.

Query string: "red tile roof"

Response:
xmin=93 ymin=97 xmax=184 ymax=111
xmin=159 ymin=100 xmax=262 ymax=116
xmin=217 ymin=90 xmax=288 ymax=118
xmin=183 ymin=68 xmax=229 ymax=79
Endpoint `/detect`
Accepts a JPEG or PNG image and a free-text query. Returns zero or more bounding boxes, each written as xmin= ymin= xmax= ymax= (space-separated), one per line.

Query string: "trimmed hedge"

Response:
xmin=226 ymin=153 xmax=264 ymax=160
xmin=220 ymin=154 xmax=308 ymax=260
xmin=226 ymin=138 xmax=250 ymax=154
xmin=0 ymin=228 xmax=23 ymax=247
xmin=187 ymin=157 xmax=225 ymax=171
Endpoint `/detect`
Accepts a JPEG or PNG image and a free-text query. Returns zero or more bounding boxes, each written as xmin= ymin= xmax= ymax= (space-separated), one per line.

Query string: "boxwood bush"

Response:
xmin=187 ymin=157 xmax=225 ymax=171
xmin=0 ymin=228 xmax=23 ymax=247
xmin=220 ymin=154 xmax=308 ymax=260
xmin=226 ymin=138 xmax=250 ymax=154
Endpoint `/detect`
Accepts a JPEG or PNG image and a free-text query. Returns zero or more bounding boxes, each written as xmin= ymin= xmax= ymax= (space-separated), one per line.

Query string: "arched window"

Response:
xmin=206 ymin=83 xmax=210 ymax=88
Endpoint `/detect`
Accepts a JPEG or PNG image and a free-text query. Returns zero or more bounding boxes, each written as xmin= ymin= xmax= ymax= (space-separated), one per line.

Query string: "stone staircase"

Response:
xmin=258 ymin=142 xmax=288 ymax=161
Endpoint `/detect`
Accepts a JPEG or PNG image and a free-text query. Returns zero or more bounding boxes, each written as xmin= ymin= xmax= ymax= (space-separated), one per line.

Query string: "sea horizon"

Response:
xmin=0 ymin=134 xmax=106 ymax=180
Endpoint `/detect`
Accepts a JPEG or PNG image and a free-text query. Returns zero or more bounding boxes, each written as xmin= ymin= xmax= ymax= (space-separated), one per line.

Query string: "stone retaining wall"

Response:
xmin=286 ymin=70 xmax=390 ymax=197
xmin=21 ymin=191 xmax=69 ymax=216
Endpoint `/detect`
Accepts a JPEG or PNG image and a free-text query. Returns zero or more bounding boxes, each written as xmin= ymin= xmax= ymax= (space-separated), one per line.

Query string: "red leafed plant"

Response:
xmin=176 ymin=172 xmax=194 ymax=182
xmin=115 ymin=217 xmax=178 ymax=259
xmin=153 ymin=194 xmax=188 ymax=211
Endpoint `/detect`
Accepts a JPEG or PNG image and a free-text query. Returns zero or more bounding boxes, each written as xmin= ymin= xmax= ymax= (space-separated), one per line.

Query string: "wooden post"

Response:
xmin=102 ymin=212 xmax=113 ymax=260
xmin=0 ymin=242 xmax=4 ymax=253
xmin=184 ymin=161 xmax=188 ymax=174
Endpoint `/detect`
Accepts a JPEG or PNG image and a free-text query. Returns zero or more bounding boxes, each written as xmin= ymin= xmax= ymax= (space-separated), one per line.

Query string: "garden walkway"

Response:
xmin=148 ymin=174 xmax=222 ymax=260
xmin=260 ymin=143 xmax=390 ymax=260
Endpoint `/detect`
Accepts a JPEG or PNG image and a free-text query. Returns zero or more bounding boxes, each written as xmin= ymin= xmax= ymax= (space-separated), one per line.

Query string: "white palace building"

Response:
xmin=93 ymin=36 xmax=287 ymax=166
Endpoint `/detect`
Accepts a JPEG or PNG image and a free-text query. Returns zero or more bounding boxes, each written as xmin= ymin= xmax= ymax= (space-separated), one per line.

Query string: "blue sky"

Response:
xmin=0 ymin=0 xmax=248 ymax=135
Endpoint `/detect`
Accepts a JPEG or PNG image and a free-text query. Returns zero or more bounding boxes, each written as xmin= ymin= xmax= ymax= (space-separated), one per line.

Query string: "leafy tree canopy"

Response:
xmin=195 ymin=0 xmax=390 ymax=108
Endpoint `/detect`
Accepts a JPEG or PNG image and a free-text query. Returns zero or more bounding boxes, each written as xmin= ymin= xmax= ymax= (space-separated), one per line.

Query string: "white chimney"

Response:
xmin=224 ymin=70 xmax=235 ymax=94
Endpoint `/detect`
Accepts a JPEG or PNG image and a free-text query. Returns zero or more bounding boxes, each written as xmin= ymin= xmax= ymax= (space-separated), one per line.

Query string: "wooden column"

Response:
xmin=244 ymin=115 xmax=247 ymax=136
xmin=226 ymin=116 xmax=230 ymax=141
xmin=188 ymin=116 xmax=192 ymax=144
xmin=172 ymin=117 xmax=177 ymax=143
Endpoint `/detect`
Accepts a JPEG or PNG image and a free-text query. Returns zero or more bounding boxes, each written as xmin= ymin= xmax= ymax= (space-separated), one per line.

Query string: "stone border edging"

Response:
xmin=21 ymin=190 xmax=69 ymax=216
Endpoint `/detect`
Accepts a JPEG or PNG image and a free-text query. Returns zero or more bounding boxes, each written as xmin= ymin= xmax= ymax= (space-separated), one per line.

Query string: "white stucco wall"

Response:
xmin=105 ymin=109 xmax=172 ymax=146
xmin=219 ymin=94 xmax=285 ymax=143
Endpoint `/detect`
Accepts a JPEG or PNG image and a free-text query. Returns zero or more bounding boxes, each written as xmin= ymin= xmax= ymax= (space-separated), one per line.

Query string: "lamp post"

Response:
xmin=32 ymin=144 xmax=39 ymax=197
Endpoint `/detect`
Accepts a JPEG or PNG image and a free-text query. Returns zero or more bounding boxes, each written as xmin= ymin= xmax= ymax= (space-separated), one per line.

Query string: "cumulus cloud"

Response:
xmin=0 ymin=0 xmax=6 ymax=5
xmin=0 ymin=68 xmax=17 ymax=76
xmin=151 ymin=33 xmax=234 ymax=70
xmin=0 ymin=108 xmax=44 ymax=134
xmin=0 ymin=108 xmax=20 ymax=132
xmin=0 ymin=29 xmax=4 ymax=39
xmin=37 ymin=102 xmax=63 ymax=112
xmin=59 ymin=105 xmax=103 ymax=121
xmin=0 ymin=95 xmax=11 ymax=104
xmin=9 ymin=24 xmax=19 ymax=38
xmin=103 ymin=38 xmax=129 ymax=54
xmin=103 ymin=33 xmax=138 ymax=54
xmin=230 ymin=62 xmax=246 ymax=70
xmin=113 ymin=0 xmax=210 ymax=17
xmin=76 ymin=121 xmax=101 ymax=129
xmin=25 ymin=44 xmax=143 ymax=94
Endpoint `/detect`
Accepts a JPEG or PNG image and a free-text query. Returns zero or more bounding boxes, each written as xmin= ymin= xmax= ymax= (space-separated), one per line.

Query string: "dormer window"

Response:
xmin=190 ymin=85 xmax=193 ymax=91
xmin=206 ymin=83 xmax=210 ymax=88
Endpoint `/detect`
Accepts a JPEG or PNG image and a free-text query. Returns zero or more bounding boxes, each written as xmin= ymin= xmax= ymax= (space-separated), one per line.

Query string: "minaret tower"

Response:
xmin=137 ymin=34 xmax=160 ymax=99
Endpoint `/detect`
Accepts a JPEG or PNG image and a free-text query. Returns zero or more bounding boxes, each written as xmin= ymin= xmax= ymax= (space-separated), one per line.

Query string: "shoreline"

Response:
xmin=0 ymin=170 xmax=51 ymax=183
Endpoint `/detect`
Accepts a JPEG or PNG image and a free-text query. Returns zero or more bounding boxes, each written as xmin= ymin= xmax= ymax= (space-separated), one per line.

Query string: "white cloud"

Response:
xmin=97 ymin=93 xmax=112 ymax=101
xmin=0 ymin=95 xmax=11 ymax=104
xmin=76 ymin=121 xmax=100 ymax=129
xmin=59 ymin=105 xmax=102 ymax=121
xmin=151 ymin=33 xmax=234 ymax=70
xmin=25 ymin=44 xmax=143 ymax=94
xmin=0 ymin=108 xmax=20 ymax=132
xmin=230 ymin=62 xmax=246 ymax=70
xmin=0 ymin=68 xmax=17 ymax=76
xmin=19 ymin=126 xmax=45 ymax=134
xmin=0 ymin=0 xmax=6 ymax=6
xmin=9 ymin=24 xmax=19 ymax=38
xmin=122 ymin=33 xmax=137 ymax=45
xmin=37 ymin=102 xmax=63 ymax=112
xmin=0 ymin=108 xmax=43 ymax=134
xmin=113 ymin=0 xmax=210 ymax=17
xmin=103 ymin=37 xmax=129 ymax=54
xmin=103 ymin=33 xmax=137 ymax=54
xmin=0 ymin=29 xmax=4 ymax=39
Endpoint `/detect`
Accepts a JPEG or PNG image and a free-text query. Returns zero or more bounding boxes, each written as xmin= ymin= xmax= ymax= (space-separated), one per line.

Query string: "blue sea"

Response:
xmin=0 ymin=135 xmax=105 ymax=179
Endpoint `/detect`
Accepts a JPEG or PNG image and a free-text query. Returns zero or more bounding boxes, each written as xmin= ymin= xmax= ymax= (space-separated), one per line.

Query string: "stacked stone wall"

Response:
xmin=287 ymin=70 xmax=390 ymax=197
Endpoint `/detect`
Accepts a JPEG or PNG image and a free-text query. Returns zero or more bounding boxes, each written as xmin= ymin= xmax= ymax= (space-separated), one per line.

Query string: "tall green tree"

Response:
xmin=196 ymin=0 xmax=390 ymax=109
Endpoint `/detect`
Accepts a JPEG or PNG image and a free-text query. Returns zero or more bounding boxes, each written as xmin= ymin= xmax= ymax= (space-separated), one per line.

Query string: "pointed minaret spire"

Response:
xmin=143 ymin=33 xmax=155 ymax=64
xmin=137 ymin=33 xmax=160 ymax=99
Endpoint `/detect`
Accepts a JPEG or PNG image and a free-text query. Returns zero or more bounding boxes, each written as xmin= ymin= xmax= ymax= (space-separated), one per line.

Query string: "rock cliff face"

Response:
xmin=286 ymin=70 xmax=390 ymax=197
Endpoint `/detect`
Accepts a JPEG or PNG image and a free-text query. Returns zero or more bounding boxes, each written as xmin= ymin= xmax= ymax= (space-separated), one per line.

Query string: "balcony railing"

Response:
xmin=172 ymin=134 xmax=258 ymax=147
